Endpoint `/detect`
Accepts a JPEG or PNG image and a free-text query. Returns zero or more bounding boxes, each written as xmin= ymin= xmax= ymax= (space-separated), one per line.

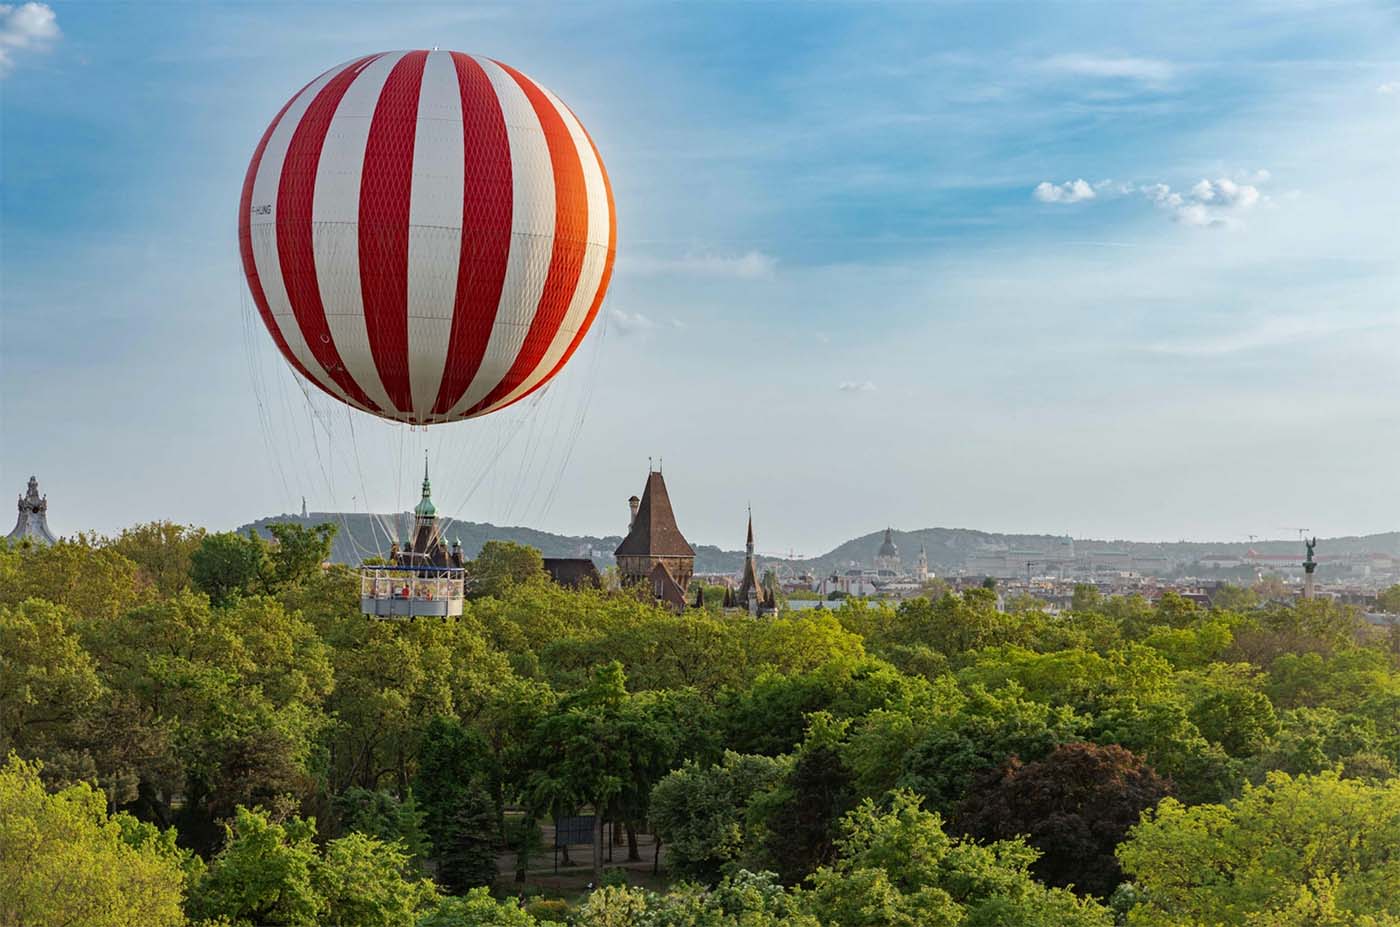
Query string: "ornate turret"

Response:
xmin=391 ymin=456 xmax=462 ymax=569
xmin=7 ymin=476 xmax=56 ymax=546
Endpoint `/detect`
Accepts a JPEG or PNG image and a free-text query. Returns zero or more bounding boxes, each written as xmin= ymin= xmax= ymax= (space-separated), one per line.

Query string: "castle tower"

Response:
xmin=615 ymin=469 xmax=694 ymax=609
xmin=7 ymin=476 xmax=56 ymax=546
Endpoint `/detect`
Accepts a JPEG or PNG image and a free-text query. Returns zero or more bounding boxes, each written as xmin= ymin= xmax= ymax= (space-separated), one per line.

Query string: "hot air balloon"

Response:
xmin=238 ymin=50 xmax=616 ymax=618
xmin=238 ymin=50 xmax=616 ymax=426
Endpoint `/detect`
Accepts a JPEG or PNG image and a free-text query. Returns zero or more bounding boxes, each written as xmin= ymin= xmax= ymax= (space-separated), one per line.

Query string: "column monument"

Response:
xmin=1303 ymin=537 xmax=1318 ymax=600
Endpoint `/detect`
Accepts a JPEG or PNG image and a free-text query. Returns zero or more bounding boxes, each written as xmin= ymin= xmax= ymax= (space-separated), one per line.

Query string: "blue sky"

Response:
xmin=5 ymin=1 xmax=1400 ymax=555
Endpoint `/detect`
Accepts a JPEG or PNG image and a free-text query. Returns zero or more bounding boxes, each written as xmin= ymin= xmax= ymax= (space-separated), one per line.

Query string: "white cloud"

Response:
xmin=1379 ymin=81 xmax=1400 ymax=95
xmin=838 ymin=380 xmax=877 ymax=393
xmin=1044 ymin=54 xmax=1175 ymax=84
xmin=1152 ymin=176 xmax=1264 ymax=227
xmin=625 ymin=250 xmax=777 ymax=279
xmin=1033 ymin=178 xmax=1096 ymax=204
xmin=607 ymin=309 xmax=654 ymax=335
xmin=1037 ymin=171 xmax=1269 ymax=228
xmin=0 ymin=2 xmax=59 ymax=75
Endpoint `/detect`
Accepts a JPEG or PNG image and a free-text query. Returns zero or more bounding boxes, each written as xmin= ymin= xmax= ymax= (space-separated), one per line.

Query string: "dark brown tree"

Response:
xmin=955 ymin=742 xmax=1170 ymax=898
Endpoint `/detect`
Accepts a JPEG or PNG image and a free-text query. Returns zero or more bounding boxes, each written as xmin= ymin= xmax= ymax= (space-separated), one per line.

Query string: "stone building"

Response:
xmin=7 ymin=476 xmax=56 ymax=546
xmin=615 ymin=470 xmax=694 ymax=609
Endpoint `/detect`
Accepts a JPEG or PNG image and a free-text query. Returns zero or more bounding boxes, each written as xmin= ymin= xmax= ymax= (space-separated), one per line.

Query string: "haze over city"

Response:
xmin=6 ymin=1 xmax=1400 ymax=553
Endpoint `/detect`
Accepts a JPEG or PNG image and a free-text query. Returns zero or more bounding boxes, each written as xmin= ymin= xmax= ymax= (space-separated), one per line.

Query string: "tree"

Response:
xmin=1211 ymin=583 xmax=1259 ymax=613
xmin=435 ymin=785 xmax=499 ymax=894
xmin=417 ymin=889 xmax=538 ymax=927
xmin=0 ymin=599 xmax=104 ymax=762
xmin=414 ymin=716 xmax=495 ymax=851
xmin=575 ymin=871 xmax=819 ymax=926
xmin=650 ymin=751 xmax=788 ymax=881
xmin=108 ymin=521 xmax=205 ymax=597
xmin=521 ymin=662 xmax=678 ymax=884
xmin=191 ymin=530 xmax=267 ymax=606
xmin=0 ymin=537 xmax=145 ymax=621
xmin=190 ymin=805 xmax=435 ymax=927
xmin=468 ymin=540 xmax=546 ymax=600
xmin=956 ymin=742 xmax=1171 ymax=897
xmin=325 ymin=617 xmax=509 ymax=796
xmin=1189 ymin=683 xmax=1279 ymax=758
xmin=1118 ymin=771 xmax=1400 ymax=926
xmin=893 ymin=589 xmax=1025 ymax=658
xmin=315 ymin=831 xmax=437 ymax=927
xmin=897 ymin=684 xmax=1083 ymax=812
xmin=190 ymin=806 xmax=323 ymax=926
xmin=751 ymin=715 xmax=858 ymax=884
xmin=1072 ymin=583 xmax=1103 ymax=613
xmin=264 ymin=522 xmax=337 ymax=589
xmin=333 ymin=787 xmax=430 ymax=867
xmin=802 ymin=790 xmax=1113 ymax=927
xmin=0 ymin=756 xmax=187 ymax=927
xmin=72 ymin=590 xmax=331 ymax=846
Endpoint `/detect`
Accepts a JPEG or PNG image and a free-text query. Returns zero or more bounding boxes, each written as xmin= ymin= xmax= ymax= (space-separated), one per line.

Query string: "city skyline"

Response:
xmin=6 ymin=2 xmax=1400 ymax=554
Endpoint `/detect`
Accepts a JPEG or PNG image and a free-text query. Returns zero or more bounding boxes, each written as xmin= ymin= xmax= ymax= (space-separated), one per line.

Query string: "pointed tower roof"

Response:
xmin=615 ymin=471 xmax=694 ymax=558
xmin=737 ymin=507 xmax=771 ymax=607
xmin=414 ymin=455 xmax=436 ymax=519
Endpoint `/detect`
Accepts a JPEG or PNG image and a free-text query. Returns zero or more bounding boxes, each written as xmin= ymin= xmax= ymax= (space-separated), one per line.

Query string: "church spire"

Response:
xmin=414 ymin=454 xmax=436 ymax=520
xmin=746 ymin=505 xmax=754 ymax=556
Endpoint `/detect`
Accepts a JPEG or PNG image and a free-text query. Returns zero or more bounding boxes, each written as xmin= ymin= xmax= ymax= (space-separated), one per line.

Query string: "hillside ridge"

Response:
xmin=239 ymin=512 xmax=1400 ymax=575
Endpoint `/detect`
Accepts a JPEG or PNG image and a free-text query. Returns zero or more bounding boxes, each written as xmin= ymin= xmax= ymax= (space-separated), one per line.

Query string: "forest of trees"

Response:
xmin=5 ymin=521 xmax=1400 ymax=926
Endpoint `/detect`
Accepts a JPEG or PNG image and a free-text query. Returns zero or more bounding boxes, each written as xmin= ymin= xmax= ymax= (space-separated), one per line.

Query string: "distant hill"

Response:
xmin=772 ymin=527 xmax=1400 ymax=576
xmin=240 ymin=511 xmax=744 ymax=573
xmin=239 ymin=511 xmax=1400 ymax=577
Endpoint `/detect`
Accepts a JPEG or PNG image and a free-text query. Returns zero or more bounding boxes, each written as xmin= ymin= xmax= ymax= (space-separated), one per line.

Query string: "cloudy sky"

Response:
xmin=5 ymin=1 xmax=1400 ymax=555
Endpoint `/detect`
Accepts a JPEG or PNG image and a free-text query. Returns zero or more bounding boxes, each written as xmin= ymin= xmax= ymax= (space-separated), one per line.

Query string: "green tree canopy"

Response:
xmin=803 ymin=789 xmax=1113 ymax=927
xmin=1118 ymin=771 xmax=1400 ymax=926
xmin=650 ymin=751 xmax=788 ymax=881
xmin=189 ymin=805 xmax=435 ymax=927
xmin=0 ymin=755 xmax=187 ymax=927
xmin=190 ymin=531 xmax=268 ymax=606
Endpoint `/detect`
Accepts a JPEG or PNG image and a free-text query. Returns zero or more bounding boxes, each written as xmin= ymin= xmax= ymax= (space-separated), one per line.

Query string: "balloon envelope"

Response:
xmin=238 ymin=51 xmax=616 ymax=424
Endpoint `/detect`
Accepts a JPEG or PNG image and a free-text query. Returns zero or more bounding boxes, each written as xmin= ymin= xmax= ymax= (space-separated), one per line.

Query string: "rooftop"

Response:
xmin=615 ymin=470 xmax=694 ymax=558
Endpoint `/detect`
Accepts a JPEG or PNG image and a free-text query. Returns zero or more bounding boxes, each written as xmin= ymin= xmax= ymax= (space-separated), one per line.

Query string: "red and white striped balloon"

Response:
xmin=238 ymin=51 xmax=616 ymax=425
